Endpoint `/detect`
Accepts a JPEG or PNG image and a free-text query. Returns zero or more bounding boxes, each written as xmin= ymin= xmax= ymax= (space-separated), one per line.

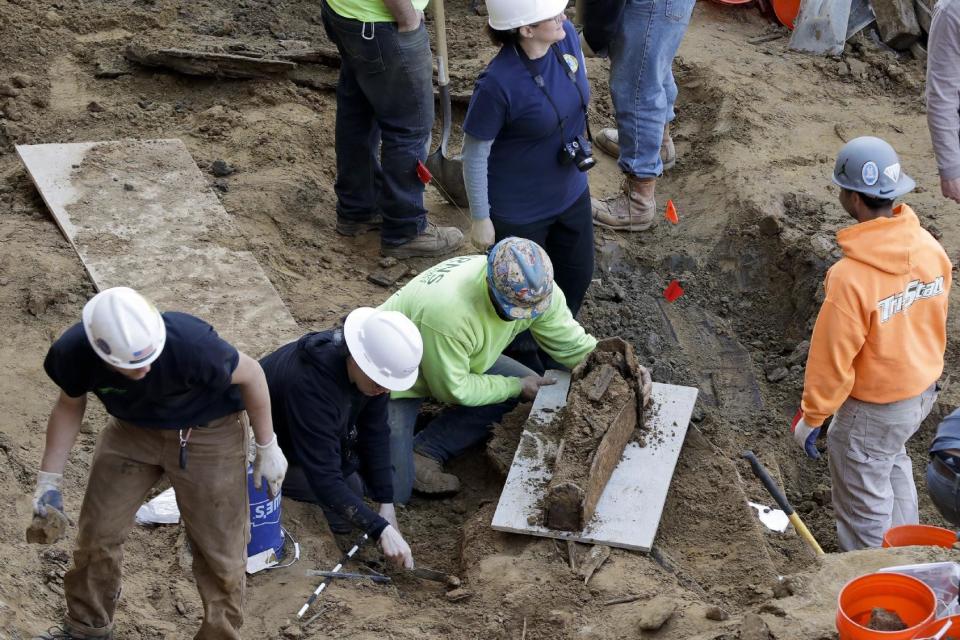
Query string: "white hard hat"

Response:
xmin=487 ymin=0 xmax=568 ymax=30
xmin=82 ymin=287 xmax=166 ymax=369
xmin=343 ymin=307 xmax=423 ymax=392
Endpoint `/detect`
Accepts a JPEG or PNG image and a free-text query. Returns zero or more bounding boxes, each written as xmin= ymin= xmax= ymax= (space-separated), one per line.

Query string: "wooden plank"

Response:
xmin=16 ymin=139 xmax=299 ymax=356
xmin=491 ymin=382 xmax=699 ymax=552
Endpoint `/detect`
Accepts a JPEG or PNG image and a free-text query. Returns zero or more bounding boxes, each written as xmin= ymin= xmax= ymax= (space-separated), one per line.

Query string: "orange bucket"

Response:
xmin=911 ymin=615 xmax=960 ymax=639
xmin=882 ymin=525 xmax=958 ymax=549
xmin=836 ymin=573 xmax=937 ymax=640
xmin=772 ymin=0 xmax=800 ymax=29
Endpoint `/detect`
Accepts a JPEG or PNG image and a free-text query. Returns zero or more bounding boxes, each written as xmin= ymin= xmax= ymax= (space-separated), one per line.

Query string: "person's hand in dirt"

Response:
xmin=790 ymin=410 xmax=820 ymax=459
xmin=942 ymin=176 xmax=960 ymax=204
xmin=520 ymin=375 xmax=557 ymax=401
xmin=470 ymin=218 xmax=495 ymax=251
xmin=379 ymin=525 xmax=414 ymax=569
xmin=33 ymin=470 xmax=64 ymax=518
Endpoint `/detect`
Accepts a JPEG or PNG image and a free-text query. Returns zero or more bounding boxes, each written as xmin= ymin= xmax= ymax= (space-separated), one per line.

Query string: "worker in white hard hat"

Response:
xmin=260 ymin=308 xmax=421 ymax=568
xmin=33 ymin=287 xmax=287 ymax=640
xmin=790 ymin=137 xmax=950 ymax=550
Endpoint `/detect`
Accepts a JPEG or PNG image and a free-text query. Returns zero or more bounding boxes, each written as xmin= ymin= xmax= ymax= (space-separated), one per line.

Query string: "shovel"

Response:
xmin=424 ymin=0 xmax=468 ymax=208
xmin=788 ymin=0 xmax=853 ymax=56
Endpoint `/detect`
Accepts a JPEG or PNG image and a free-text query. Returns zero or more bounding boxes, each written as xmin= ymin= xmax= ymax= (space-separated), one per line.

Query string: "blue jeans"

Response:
xmin=321 ymin=1 xmax=432 ymax=245
xmin=608 ymin=0 xmax=695 ymax=177
xmin=927 ymin=455 xmax=960 ymax=527
xmin=389 ymin=355 xmax=535 ymax=504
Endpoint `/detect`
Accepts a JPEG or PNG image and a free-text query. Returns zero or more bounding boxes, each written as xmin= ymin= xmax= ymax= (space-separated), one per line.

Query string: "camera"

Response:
xmin=558 ymin=135 xmax=596 ymax=172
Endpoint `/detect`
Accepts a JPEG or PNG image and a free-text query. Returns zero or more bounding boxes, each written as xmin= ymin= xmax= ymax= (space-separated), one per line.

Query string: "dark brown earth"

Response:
xmin=1 ymin=0 xmax=958 ymax=638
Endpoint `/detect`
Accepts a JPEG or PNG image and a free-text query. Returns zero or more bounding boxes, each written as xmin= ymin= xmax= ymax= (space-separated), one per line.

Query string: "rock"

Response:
xmin=758 ymin=214 xmax=783 ymax=236
xmin=123 ymin=183 xmax=135 ymax=192
xmin=868 ymin=607 xmax=907 ymax=631
xmin=281 ymin=624 xmax=303 ymax=639
xmin=635 ymin=596 xmax=677 ymax=631
xmin=211 ymin=159 xmax=235 ymax=177
xmin=213 ymin=178 xmax=230 ymax=193
xmin=765 ymin=366 xmax=789 ymax=383
xmin=0 ymin=83 xmax=19 ymax=97
xmin=872 ymin=0 xmax=921 ymax=49
xmin=786 ymin=340 xmax=810 ymax=366
xmin=87 ymin=101 xmax=105 ymax=113
xmin=445 ymin=588 xmax=472 ymax=602
xmin=645 ymin=332 xmax=663 ymax=356
xmin=26 ymin=511 xmax=69 ymax=545
xmin=94 ymin=62 xmax=131 ymax=79
xmin=174 ymin=601 xmax=186 ymax=615
xmin=10 ymin=73 xmax=33 ymax=88
xmin=848 ymin=58 xmax=869 ymax=79
xmin=813 ymin=484 xmax=832 ymax=506
xmin=44 ymin=10 xmax=63 ymax=26
xmin=740 ymin=613 xmax=772 ymax=640
xmin=3 ymin=103 xmax=22 ymax=121
xmin=705 ymin=606 xmax=729 ymax=621
xmin=772 ymin=576 xmax=797 ymax=598
xmin=379 ymin=256 xmax=399 ymax=268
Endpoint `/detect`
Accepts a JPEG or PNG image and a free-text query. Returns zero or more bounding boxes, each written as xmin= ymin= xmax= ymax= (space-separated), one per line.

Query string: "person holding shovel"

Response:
xmin=461 ymin=0 xmax=595 ymax=320
xmin=31 ymin=287 xmax=287 ymax=640
xmin=260 ymin=308 xmax=421 ymax=568
xmin=790 ymin=137 xmax=950 ymax=551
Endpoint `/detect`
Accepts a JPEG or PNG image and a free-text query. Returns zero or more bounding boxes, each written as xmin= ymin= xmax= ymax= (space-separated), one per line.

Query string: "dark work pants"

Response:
xmin=321 ymin=1 xmax=432 ymax=245
xmin=493 ymin=186 xmax=594 ymax=373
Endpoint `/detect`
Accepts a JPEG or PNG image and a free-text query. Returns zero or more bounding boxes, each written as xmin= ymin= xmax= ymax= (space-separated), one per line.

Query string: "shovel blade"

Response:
xmin=425 ymin=148 xmax=468 ymax=208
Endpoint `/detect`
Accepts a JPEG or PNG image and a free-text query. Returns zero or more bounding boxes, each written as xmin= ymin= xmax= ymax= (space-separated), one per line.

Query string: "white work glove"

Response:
xmin=379 ymin=524 xmax=414 ymax=569
xmin=379 ymin=503 xmax=400 ymax=531
xmin=636 ymin=364 xmax=653 ymax=409
xmin=253 ymin=434 xmax=288 ymax=498
xmin=790 ymin=410 xmax=821 ymax=460
xmin=470 ymin=218 xmax=495 ymax=251
xmin=33 ymin=471 xmax=64 ymax=517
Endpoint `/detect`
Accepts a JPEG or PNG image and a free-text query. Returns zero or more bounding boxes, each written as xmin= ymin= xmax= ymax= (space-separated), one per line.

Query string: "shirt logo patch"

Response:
xmin=862 ymin=161 xmax=879 ymax=186
xmin=563 ymin=53 xmax=579 ymax=74
xmin=877 ymin=276 xmax=945 ymax=323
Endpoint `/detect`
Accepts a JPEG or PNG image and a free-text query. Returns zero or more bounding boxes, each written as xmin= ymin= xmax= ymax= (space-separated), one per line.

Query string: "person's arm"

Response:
xmin=354 ymin=396 xmax=393 ymax=506
xmin=927 ymin=2 xmax=960 ymax=202
xmin=232 ymin=352 xmax=288 ymax=496
xmin=528 ymin=287 xmax=598 ymax=369
xmin=384 ymin=0 xmax=421 ymax=31
xmin=418 ymin=325 xmax=523 ymax=406
xmin=462 ymin=134 xmax=496 ymax=249
xmin=39 ymin=391 xmax=87 ymax=474
xmin=800 ymin=278 xmax=869 ymax=428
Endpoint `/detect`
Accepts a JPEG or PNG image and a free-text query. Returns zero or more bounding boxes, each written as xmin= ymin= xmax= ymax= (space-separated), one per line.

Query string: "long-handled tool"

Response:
xmin=424 ymin=0 xmax=468 ymax=208
xmin=296 ymin=533 xmax=369 ymax=620
xmin=742 ymin=451 xmax=824 ymax=555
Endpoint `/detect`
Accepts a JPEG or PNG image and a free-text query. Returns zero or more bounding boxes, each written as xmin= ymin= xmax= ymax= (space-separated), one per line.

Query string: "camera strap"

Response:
xmin=514 ymin=43 xmax=592 ymax=143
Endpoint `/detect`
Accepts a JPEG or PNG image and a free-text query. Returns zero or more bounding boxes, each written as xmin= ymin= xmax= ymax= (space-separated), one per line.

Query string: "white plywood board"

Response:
xmin=491 ymin=381 xmax=699 ymax=552
xmin=17 ymin=139 xmax=299 ymax=356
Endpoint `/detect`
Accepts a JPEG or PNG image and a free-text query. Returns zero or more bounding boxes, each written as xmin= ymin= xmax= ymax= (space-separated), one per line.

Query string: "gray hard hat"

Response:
xmin=832 ymin=136 xmax=915 ymax=199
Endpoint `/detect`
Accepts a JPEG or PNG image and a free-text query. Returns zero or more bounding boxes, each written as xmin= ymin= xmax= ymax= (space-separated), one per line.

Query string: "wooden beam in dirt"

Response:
xmin=16 ymin=139 xmax=300 ymax=356
xmin=124 ymin=43 xmax=297 ymax=79
xmin=492 ymin=379 xmax=699 ymax=552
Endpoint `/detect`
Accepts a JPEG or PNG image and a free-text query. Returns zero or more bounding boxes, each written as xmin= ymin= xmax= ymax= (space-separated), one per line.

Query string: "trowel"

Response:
xmin=789 ymin=0 xmax=853 ymax=56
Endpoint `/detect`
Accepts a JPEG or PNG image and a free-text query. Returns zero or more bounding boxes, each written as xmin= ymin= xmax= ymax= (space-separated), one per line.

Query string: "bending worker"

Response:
xmin=791 ymin=137 xmax=950 ymax=550
xmin=32 ymin=287 xmax=287 ymax=639
xmin=926 ymin=409 xmax=960 ymax=529
xmin=381 ymin=237 xmax=600 ymax=502
xmin=260 ymin=308 xmax=421 ymax=568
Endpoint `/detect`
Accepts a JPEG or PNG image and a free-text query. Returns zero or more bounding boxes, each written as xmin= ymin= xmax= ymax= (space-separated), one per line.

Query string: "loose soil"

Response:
xmin=867 ymin=607 xmax=908 ymax=632
xmin=1 ymin=0 xmax=958 ymax=638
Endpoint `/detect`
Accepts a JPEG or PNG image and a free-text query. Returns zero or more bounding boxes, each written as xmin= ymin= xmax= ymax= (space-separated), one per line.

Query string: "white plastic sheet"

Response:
xmin=879 ymin=562 xmax=960 ymax=618
xmin=135 ymin=487 xmax=180 ymax=525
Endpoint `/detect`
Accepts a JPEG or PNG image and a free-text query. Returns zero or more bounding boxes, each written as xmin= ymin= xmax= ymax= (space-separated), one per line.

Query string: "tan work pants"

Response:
xmin=828 ymin=384 xmax=938 ymax=551
xmin=64 ymin=413 xmax=250 ymax=639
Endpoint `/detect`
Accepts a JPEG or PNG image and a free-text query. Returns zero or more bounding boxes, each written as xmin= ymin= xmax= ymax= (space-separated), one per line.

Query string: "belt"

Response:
xmin=931 ymin=454 xmax=960 ymax=481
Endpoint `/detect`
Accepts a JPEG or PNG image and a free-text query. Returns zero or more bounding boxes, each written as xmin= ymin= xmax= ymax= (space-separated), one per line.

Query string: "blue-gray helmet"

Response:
xmin=832 ymin=136 xmax=915 ymax=199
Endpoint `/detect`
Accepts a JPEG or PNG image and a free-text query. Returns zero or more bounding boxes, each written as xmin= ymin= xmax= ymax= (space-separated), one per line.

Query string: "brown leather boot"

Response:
xmin=413 ymin=452 xmax=461 ymax=495
xmin=661 ymin=122 xmax=676 ymax=171
xmin=592 ymin=175 xmax=656 ymax=232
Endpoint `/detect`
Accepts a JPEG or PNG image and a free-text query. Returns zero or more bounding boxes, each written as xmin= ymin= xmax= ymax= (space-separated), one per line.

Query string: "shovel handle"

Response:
xmin=431 ymin=0 xmax=450 ymax=86
xmin=742 ymin=450 xmax=793 ymax=516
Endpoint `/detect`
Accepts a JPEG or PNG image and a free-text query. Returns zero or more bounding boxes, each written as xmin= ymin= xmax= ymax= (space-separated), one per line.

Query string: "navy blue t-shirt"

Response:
xmin=44 ymin=312 xmax=243 ymax=429
xmin=463 ymin=21 xmax=590 ymax=224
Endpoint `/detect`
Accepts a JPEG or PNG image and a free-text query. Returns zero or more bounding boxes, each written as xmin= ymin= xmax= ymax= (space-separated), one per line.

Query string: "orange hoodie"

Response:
xmin=801 ymin=204 xmax=951 ymax=428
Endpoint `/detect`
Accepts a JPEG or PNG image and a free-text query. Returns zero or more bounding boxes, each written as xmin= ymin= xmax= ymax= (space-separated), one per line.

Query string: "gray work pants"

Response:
xmin=828 ymin=383 xmax=939 ymax=551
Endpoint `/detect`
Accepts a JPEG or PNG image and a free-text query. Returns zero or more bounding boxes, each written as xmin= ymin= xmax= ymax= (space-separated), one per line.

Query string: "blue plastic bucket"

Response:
xmin=247 ymin=465 xmax=284 ymax=560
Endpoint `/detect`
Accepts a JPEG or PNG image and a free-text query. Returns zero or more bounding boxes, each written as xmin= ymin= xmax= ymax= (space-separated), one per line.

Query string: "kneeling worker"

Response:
xmin=33 ymin=287 xmax=287 ymax=640
xmin=926 ymin=409 xmax=960 ymax=529
xmin=260 ymin=308 xmax=421 ymax=568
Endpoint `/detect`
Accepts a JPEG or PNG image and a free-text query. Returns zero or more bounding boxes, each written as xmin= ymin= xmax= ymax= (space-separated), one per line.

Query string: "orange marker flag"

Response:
xmin=665 ymin=199 xmax=679 ymax=225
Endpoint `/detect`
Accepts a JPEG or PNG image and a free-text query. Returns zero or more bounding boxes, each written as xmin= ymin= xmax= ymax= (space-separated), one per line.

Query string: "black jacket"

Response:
xmin=261 ymin=331 xmax=392 ymax=537
xmin=580 ymin=0 xmax=626 ymax=55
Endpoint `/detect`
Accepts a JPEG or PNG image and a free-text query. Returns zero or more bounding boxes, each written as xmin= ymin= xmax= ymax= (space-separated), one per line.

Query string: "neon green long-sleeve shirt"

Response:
xmin=379 ymin=255 xmax=597 ymax=406
xmin=326 ymin=0 xmax=429 ymax=23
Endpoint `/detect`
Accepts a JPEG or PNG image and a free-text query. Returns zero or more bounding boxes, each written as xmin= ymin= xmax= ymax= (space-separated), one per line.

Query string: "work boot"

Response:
xmin=381 ymin=222 xmax=463 ymax=259
xmin=336 ymin=214 xmax=382 ymax=237
xmin=592 ymin=175 xmax=656 ymax=232
xmin=593 ymin=125 xmax=676 ymax=171
xmin=413 ymin=452 xmax=461 ymax=496
xmin=34 ymin=626 xmax=112 ymax=640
